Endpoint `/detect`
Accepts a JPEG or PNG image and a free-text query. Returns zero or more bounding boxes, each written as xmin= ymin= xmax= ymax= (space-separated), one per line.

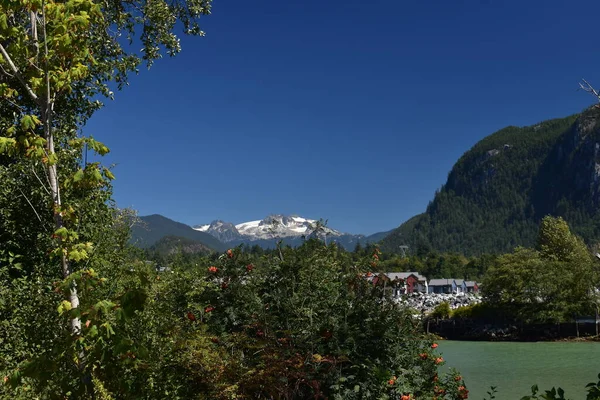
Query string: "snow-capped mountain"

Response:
xmin=194 ymin=214 xmax=364 ymax=250
xmin=130 ymin=214 xmax=392 ymax=253
xmin=196 ymin=220 xmax=243 ymax=243
xmin=236 ymin=215 xmax=341 ymax=239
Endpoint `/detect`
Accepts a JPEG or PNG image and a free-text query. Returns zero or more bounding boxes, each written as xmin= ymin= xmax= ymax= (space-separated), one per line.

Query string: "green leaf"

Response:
xmin=88 ymin=138 xmax=110 ymax=155
xmin=532 ymin=385 xmax=539 ymax=394
xmin=68 ymin=249 xmax=88 ymax=262
xmin=47 ymin=152 xmax=59 ymax=165
xmin=103 ymin=167 xmax=115 ymax=180
xmin=54 ymin=227 xmax=69 ymax=239
xmin=0 ymin=137 xmax=16 ymax=154
xmin=20 ymin=115 xmax=38 ymax=130
xmin=102 ymin=322 xmax=115 ymax=338
xmin=58 ymin=300 xmax=72 ymax=315
xmin=88 ymin=325 xmax=98 ymax=338
xmin=0 ymin=14 xmax=8 ymax=31
xmin=73 ymin=168 xmax=84 ymax=182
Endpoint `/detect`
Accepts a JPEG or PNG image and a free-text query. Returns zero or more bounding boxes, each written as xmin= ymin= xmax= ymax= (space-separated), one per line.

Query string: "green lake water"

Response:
xmin=438 ymin=341 xmax=600 ymax=399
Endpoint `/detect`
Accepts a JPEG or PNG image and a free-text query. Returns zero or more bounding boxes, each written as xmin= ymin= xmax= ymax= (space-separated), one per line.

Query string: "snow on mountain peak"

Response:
xmin=194 ymin=214 xmax=342 ymax=241
xmin=233 ymin=214 xmax=338 ymax=239
xmin=195 ymin=224 xmax=210 ymax=232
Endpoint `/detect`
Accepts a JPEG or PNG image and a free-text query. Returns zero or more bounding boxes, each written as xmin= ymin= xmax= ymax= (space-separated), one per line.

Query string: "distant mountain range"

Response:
xmin=131 ymin=214 xmax=388 ymax=252
xmin=133 ymin=108 xmax=600 ymax=257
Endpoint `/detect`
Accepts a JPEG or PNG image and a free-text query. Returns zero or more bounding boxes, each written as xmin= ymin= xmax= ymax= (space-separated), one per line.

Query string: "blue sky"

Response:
xmin=87 ymin=0 xmax=600 ymax=235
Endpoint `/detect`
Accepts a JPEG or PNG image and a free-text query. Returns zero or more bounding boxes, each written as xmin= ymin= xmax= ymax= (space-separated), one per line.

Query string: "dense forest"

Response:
xmin=383 ymin=109 xmax=600 ymax=256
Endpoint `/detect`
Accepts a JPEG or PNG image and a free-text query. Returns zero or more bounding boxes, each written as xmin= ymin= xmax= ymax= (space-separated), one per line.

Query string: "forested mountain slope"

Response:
xmin=131 ymin=214 xmax=225 ymax=251
xmin=383 ymin=107 xmax=600 ymax=255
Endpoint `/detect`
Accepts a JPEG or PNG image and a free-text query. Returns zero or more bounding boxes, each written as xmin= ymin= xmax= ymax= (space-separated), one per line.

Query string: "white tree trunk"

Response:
xmin=40 ymin=2 xmax=82 ymax=336
xmin=46 ymin=134 xmax=81 ymax=335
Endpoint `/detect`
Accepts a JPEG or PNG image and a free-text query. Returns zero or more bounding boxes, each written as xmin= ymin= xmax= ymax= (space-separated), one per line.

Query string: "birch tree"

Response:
xmin=0 ymin=0 xmax=212 ymax=392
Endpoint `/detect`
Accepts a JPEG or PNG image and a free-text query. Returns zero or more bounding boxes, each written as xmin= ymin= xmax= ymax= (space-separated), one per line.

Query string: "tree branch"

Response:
xmin=0 ymin=43 xmax=40 ymax=104
xmin=17 ymin=187 xmax=46 ymax=229
xmin=32 ymin=164 xmax=51 ymax=195
xmin=2 ymin=97 xmax=24 ymax=111
xmin=31 ymin=11 xmax=39 ymax=56
xmin=0 ymin=62 xmax=14 ymax=78
xmin=579 ymin=79 xmax=600 ymax=105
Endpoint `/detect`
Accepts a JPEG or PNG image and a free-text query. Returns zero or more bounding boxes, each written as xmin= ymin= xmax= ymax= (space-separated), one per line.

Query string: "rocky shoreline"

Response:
xmin=396 ymin=292 xmax=482 ymax=314
xmin=394 ymin=293 xmax=599 ymax=341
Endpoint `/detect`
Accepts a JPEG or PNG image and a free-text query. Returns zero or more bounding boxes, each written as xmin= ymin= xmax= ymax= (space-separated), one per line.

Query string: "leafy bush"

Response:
xmin=2 ymin=240 xmax=473 ymax=399
xmin=451 ymin=302 xmax=498 ymax=320
xmin=430 ymin=302 xmax=452 ymax=319
xmin=519 ymin=373 xmax=600 ymax=400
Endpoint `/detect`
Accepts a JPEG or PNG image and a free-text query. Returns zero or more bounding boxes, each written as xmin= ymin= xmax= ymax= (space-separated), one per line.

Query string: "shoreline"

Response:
xmin=426 ymin=318 xmax=600 ymax=342
xmin=435 ymin=335 xmax=600 ymax=343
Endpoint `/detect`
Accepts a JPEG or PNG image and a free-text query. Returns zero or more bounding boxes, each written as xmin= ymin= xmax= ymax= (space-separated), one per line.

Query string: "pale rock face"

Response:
xmin=194 ymin=220 xmax=242 ymax=243
xmin=236 ymin=215 xmax=340 ymax=240
xmin=195 ymin=214 xmax=342 ymax=242
xmin=192 ymin=214 xmax=379 ymax=251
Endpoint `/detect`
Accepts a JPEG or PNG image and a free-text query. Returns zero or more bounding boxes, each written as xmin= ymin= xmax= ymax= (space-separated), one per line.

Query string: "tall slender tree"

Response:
xmin=0 ymin=0 xmax=212 ymax=379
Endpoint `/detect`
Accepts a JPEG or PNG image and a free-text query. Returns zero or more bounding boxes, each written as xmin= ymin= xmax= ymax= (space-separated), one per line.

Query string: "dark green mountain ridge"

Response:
xmin=149 ymin=235 xmax=213 ymax=255
xmin=382 ymin=107 xmax=600 ymax=255
xmin=131 ymin=214 xmax=225 ymax=251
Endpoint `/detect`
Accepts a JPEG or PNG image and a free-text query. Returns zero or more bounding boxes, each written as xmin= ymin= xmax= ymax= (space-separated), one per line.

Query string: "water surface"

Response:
xmin=438 ymin=341 xmax=600 ymax=399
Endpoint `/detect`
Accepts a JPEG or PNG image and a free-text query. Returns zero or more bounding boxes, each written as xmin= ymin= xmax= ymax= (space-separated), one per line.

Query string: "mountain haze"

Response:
xmin=383 ymin=107 xmax=600 ymax=255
